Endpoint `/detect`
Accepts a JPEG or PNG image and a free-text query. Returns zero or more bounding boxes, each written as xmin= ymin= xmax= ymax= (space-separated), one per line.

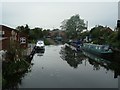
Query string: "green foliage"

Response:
xmin=17 ymin=25 xmax=50 ymax=43
xmin=2 ymin=60 xmax=30 ymax=88
xmin=29 ymin=28 xmax=43 ymax=41
xmin=3 ymin=60 xmax=29 ymax=75
xmin=61 ymin=14 xmax=86 ymax=39
xmin=78 ymin=25 xmax=119 ymax=49
xmin=89 ymin=25 xmax=113 ymax=44
xmin=90 ymin=25 xmax=104 ymax=39
xmin=2 ymin=37 xmax=31 ymax=88
xmin=79 ymin=31 xmax=89 ymax=39
xmin=44 ymin=39 xmax=51 ymax=45
xmin=43 ymin=29 xmax=50 ymax=37
xmin=16 ymin=24 xmax=30 ymax=35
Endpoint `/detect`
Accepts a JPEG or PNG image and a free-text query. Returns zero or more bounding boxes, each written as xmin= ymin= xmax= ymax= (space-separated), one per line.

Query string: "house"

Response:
xmin=0 ymin=25 xmax=28 ymax=51
xmin=19 ymin=32 xmax=28 ymax=48
xmin=49 ymin=30 xmax=67 ymax=40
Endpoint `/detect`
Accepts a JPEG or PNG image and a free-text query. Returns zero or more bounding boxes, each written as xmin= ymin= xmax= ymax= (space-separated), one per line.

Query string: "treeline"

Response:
xmin=16 ymin=14 xmax=120 ymax=49
xmin=60 ymin=14 xmax=120 ymax=49
xmin=80 ymin=25 xmax=120 ymax=48
xmin=16 ymin=25 xmax=50 ymax=43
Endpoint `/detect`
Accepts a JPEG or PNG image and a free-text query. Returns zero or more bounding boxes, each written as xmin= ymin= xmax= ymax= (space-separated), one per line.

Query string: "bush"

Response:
xmin=44 ymin=39 xmax=51 ymax=45
xmin=2 ymin=60 xmax=31 ymax=88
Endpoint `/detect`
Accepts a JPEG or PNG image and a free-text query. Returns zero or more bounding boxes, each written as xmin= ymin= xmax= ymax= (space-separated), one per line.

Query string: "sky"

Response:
xmin=0 ymin=0 xmax=119 ymax=30
xmin=118 ymin=1 xmax=120 ymax=20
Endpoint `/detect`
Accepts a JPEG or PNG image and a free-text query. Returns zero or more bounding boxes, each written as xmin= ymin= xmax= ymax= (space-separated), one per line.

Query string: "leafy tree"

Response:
xmin=90 ymin=25 xmax=113 ymax=44
xmin=116 ymin=27 xmax=120 ymax=48
xmin=16 ymin=24 xmax=30 ymax=35
xmin=30 ymin=27 xmax=43 ymax=41
xmin=24 ymin=24 xmax=30 ymax=35
xmin=43 ymin=29 xmax=50 ymax=37
xmin=90 ymin=25 xmax=104 ymax=39
xmin=79 ymin=31 xmax=89 ymax=40
xmin=60 ymin=14 xmax=86 ymax=39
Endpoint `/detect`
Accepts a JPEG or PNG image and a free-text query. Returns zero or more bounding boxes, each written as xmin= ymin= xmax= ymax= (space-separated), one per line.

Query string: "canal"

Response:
xmin=15 ymin=45 xmax=119 ymax=88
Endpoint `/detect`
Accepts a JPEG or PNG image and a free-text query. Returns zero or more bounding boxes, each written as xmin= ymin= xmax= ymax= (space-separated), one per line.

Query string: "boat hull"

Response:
xmin=83 ymin=48 xmax=113 ymax=60
xmin=82 ymin=44 xmax=113 ymax=60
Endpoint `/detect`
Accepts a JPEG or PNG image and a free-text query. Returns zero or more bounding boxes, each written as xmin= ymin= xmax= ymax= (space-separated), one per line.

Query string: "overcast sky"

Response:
xmin=0 ymin=1 xmax=119 ymax=30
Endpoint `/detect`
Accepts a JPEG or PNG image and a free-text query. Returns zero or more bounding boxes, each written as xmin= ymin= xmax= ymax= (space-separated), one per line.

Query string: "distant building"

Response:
xmin=49 ymin=30 xmax=66 ymax=40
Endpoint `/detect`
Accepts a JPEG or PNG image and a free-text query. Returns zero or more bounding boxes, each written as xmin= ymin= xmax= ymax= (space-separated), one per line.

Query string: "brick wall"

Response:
xmin=0 ymin=25 xmax=28 ymax=50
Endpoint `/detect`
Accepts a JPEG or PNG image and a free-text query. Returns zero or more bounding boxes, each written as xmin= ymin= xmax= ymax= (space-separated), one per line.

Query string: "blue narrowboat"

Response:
xmin=66 ymin=40 xmax=83 ymax=51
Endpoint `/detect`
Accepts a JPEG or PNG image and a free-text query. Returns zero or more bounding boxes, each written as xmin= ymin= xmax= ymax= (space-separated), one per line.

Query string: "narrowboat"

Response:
xmin=65 ymin=40 xmax=83 ymax=51
xmin=82 ymin=43 xmax=113 ymax=58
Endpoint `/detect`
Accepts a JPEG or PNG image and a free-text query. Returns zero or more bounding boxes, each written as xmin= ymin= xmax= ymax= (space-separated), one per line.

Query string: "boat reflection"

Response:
xmin=36 ymin=49 xmax=45 ymax=56
xmin=83 ymin=51 xmax=120 ymax=78
xmin=60 ymin=46 xmax=120 ymax=78
xmin=27 ymin=46 xmax=45 ymax=61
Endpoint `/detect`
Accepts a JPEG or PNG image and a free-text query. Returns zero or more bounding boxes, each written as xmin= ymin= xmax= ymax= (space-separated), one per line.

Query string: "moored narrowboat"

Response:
xmin=82 ymin=43 xmax=113 ymax=58
xmin=65 ymin=40 xmax=83 ymax=51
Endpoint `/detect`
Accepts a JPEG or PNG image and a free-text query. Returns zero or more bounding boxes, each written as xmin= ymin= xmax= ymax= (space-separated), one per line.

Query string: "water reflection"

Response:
xmin=15 ymin=45 xmax=118 ymax=88
xmin=37 ymin=52 xmax=44 ymax=56
xmin=60 ymin=46 xmax=86 ymax=68
xmin=83 ymin=51 xmax=120 ymax=78
xmin=27 ymin=46 xmax=45 ymax=61
xmin=3 ymin=46 xmax=45 ymax=90
xmin=3 ymin=45 xmax=119 ymax=89
xmin=2 ymin=62 xmax=32 ymax=90
xmin=60 ymin=45 xmax=120 ymax=78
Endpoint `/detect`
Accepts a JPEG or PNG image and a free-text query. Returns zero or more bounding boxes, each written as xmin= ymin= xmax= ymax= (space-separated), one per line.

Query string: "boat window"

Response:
xmin=99 ymin=47 xmax=101 ymax=49
xmin=96 ymin=46 xmax=98 ymax=49
xmin=38 ymin=42 xmax=42 ymax=44
xmin=104 ymin=46 xmax=109 ymax=50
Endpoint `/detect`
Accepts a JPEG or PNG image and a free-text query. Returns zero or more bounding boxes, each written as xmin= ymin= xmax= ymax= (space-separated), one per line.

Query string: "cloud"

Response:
xmin=2 ymin=2 xmax=118 ymax=30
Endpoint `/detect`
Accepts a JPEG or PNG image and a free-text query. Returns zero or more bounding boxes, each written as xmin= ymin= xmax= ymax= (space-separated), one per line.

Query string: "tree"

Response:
xmin=16 ymin=24 xmax=30 ymax=37
xmin=90 ymin=25 xmax=113 ymax=44
xmin=30 ymin=27 xmax=43 ymax=40
xmin=60 ymin=14 xmax=86 ymax=39
xmin=16 ymin=25 xmax=24 ymax=32
xmin=24 ymin=24 xmax=30 ymax=35
xmin=43 ymin=29 xmax=50 ymax=37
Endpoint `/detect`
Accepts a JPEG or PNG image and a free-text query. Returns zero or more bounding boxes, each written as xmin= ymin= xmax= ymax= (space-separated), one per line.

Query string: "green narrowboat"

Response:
xmin=82 ymin=43 xmax=113 ymax=57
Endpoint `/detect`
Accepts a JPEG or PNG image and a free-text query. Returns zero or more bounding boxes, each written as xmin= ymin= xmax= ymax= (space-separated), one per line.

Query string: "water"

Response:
xmin=16 ymin=45 xmax=119 ymax=88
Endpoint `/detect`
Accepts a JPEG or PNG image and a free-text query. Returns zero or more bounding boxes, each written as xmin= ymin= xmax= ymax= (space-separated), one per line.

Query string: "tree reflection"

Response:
xmin=60 ymin=45 xmax=120 ymax=78
xmin=2 ymin=46 xmax=45 ymax=90
xmin=60 ymin=46 xmax=85 ymax=68
xmin=84 ymin=51 xmax=120 ymax=78
xmin=2 ymin=61 xmax=32 ymax=90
